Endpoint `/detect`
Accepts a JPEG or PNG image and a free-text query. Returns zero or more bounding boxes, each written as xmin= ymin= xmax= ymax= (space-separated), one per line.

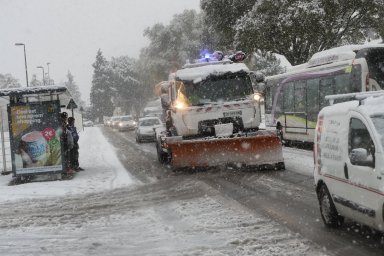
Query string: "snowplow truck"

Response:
xmin=155 ymin=56 xmax=284 ymax=170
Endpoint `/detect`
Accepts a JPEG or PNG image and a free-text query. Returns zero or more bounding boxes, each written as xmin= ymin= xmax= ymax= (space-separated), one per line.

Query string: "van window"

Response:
xmin=371 ymin=114 xmax=384 ymax=149
xmin=349 ymin=118 xmax=375 ymax=165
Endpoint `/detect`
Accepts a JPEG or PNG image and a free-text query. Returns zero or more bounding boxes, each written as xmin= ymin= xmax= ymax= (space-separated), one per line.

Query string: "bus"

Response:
xmin=261 ymin=44 xmax=384 ymax=144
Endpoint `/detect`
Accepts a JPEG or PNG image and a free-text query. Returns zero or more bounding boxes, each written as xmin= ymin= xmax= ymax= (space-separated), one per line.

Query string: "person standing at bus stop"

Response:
xmin=67 ymin=117 xmax=83 ymax=171
xmin=60 ymin=112 xmax=75 ymax=176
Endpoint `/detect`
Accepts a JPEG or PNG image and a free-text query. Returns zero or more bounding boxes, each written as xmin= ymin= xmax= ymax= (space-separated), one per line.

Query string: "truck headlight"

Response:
xmin=253 ymin=93 xmax=263 ymax=102
xmin=175 ymin=100 xmax=187 ymax=110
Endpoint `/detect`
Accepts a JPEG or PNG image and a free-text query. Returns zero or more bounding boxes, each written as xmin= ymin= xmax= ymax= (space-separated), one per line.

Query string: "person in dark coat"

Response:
xmin=67 ymin=117 xmax=83 ymax=171
xmin=60 ymin=112 xmax=75 ymax=175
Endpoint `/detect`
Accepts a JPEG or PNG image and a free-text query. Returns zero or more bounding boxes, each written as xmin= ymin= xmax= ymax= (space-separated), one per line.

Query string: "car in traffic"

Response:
xmin=105 ymin=118 xmax=112 ymax=126
xmin=135 ymin=116 xmax=163 ymax=143
xmin=110 ymin=116 xmax=122 ymax=129
xmin=83 ymin=120 xmax=94 ymax=127
xmin=117 ymin=115 xmax=137 ymax=131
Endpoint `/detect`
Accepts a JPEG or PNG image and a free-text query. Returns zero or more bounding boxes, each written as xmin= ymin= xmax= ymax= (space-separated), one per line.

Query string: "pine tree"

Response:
xmin=140 ymin=10 xmax=205 ymax=86
xmin=108 ymin=56 xmax=141 ymax=115
xmin=0 ymin=74 xmax=21 ymax=89
xmin=90 ymin=49 xmax=114 ymax=122
xmin=65 ymin=71 xmax=84 ymax=108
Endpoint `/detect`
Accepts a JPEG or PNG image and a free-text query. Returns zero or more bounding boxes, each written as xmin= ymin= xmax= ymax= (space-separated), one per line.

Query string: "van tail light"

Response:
xmin=315 ymin=115 xmax=323 ymax=174
xmin=366 ymin=73 xmax=370 ymax=91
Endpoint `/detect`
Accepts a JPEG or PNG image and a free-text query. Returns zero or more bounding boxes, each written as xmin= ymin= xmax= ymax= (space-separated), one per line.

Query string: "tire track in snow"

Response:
xmin=196 ymin=168 xmax=384 ymax=256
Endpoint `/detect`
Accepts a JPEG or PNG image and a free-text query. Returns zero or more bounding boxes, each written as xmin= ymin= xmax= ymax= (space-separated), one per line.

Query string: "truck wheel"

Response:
xmin=318 ymin=185 xmax=344 ymax=228
xmin=275 ymin=162 xmax=285 ymax=171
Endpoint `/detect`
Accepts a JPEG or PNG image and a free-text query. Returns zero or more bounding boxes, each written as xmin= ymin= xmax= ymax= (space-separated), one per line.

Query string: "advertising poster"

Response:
xmin=8 ymin=101 xmax=63 ymax=175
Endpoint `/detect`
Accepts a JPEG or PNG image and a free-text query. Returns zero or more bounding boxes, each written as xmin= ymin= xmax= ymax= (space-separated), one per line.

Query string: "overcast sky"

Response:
xmin=0 ymin=0 xmax=200 ymax=103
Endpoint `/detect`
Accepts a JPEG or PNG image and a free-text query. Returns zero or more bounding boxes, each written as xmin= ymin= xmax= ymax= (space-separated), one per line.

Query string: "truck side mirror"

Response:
xmin=250 ymin=71 xmax=265 ymax=83
xmin=350 ymin=148 xmax=374 ymax=167
xmin=255 ymin=73 xmax=265 ymax=83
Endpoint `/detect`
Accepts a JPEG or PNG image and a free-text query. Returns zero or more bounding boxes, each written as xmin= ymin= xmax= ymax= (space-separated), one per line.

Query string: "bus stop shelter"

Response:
xmin=0 ymin=86 xmax=72 ymax=180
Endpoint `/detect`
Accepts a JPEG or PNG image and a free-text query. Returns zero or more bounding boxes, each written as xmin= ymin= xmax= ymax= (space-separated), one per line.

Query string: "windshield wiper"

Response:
xmin=232 ymin=97 xmax=247 ymax=101
xmin=190 ymin=100 xmax=215 ymax=105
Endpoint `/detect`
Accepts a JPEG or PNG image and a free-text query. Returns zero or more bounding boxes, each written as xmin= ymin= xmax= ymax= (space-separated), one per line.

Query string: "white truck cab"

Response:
xmin=168 ymin=60 xmax=262 ymax=137
xmin=314 ymin=91 xmax=384 ymax=230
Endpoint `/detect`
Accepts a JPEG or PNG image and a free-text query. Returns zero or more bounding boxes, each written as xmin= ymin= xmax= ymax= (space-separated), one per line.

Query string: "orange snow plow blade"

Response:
xmin=166 ymin=131 xmax=284 ymax=168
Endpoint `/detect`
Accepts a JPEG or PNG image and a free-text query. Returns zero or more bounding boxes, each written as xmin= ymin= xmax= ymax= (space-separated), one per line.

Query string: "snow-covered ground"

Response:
xmin=0 ymin=127 xmax=137 ymax=203
xmin=0 ymin=127 xmax=325 ymax=255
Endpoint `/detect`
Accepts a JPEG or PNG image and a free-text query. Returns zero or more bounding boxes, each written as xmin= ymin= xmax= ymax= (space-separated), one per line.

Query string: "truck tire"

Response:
xmin=318 ymin=184 xmax=344 ymax=228
xmin=275 ymin=162 xmax=285 ymax=171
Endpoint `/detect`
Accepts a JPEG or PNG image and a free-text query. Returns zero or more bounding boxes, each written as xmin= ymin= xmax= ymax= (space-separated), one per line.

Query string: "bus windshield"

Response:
xmin=181 ymin=74 xmax=253 ymax=105
xmin=364 ymin=48 xmax=384 ymax=90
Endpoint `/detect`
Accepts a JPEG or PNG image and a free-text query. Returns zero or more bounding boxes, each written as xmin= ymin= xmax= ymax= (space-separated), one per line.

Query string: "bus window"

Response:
xmin=350 ymin=64 xmax=362 ymax=92
xmin=275 ymin=85 xmax=284 ymax=113
xmin=334 ymin=73 xmax=352 ymax=94
xmin=261 ymin=45 xmax=384 ymax=144
xmin=362 ymin=48 xmax=384 ymax=90
xmin=319 ymin=78 xmax=334 ymax=108
xmin=306 ymin=78 xmax=319 ymax=113
xmin=265 ymin=86 xmax=273 ymax=112
xmin=283 ymin=82 xmax=294 ymax=112
xmin=294 ymin=80 xmax=306 ymax=112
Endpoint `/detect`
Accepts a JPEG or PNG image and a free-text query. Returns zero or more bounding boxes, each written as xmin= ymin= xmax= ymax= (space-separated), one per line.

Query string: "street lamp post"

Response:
xmin=46 ymin=62 xmax=50 ymax=85
xmin=14 ymin=43 xmax=29 ymax=87
xmin=36 ymin=66 xmax=45 ymax=85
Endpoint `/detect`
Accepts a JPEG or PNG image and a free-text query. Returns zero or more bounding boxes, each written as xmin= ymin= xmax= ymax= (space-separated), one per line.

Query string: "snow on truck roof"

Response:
xmin=175 ymin=62 xmax=250 ymax=82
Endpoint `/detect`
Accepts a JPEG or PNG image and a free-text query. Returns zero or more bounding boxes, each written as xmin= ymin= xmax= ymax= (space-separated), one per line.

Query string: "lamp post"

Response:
xmin=14 ymin=43 xmax=29 ymax=87
xmin=36 ymin=66 xmax=45 ymax=85
xmin=46 ymin=62 xmax=50 ymax=85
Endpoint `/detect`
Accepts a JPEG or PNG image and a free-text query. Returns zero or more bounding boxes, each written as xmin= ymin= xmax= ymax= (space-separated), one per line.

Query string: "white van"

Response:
xmin=314 ymin=91 xmax=384 ymax=230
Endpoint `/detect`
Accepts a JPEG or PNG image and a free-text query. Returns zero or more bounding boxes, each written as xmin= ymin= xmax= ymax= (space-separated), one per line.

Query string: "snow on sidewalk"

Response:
xmin=0 ymin=127 xmax=136 ymax=203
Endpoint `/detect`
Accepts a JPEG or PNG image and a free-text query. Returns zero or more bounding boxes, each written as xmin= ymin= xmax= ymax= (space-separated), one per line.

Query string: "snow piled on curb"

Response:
xmin=0 ymin=127 xmax=136 ymax=203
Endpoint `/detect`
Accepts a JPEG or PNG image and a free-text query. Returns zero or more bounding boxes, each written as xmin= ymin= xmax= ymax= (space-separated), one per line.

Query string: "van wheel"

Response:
xmin=318 ymin=185 xmax=344 ymax=228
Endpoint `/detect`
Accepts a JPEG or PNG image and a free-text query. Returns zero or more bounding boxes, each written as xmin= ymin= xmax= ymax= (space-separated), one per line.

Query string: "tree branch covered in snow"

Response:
xmin=202 ymin=0 xmax=383 ymax=65
xmin=0 ymin=73 xmax=21 ymax=89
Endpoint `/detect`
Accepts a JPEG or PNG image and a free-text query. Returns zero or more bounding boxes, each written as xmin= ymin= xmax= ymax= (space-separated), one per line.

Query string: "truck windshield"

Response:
xmin=182 ymin=74 xmax=253 ymax=105
xmin=371 ymin=114 xmax=384 ymax=149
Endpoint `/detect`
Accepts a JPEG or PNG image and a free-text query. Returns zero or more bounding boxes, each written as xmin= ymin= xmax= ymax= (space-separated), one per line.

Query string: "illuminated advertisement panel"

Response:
xmin=8 ymin=101 xmax=63 ymax=175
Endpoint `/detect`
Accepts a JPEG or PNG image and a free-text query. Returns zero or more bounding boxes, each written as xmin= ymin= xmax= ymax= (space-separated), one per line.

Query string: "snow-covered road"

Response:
xmin=0 ymin=126 xmax=331 ymax=255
